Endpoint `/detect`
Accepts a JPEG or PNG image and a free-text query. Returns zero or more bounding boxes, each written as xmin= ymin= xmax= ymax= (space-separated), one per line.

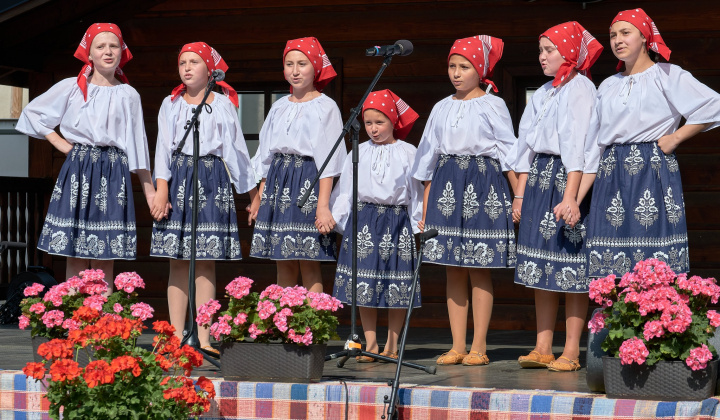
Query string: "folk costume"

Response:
xmin=584 ymin=9 xmax=720 ymax=276
xmin=412 ymin=35 xmax=517 ymax=268
xmin=16 ymin=23 xmax=150 ymax=260
xmin=511 ymin=22 xmax=603 ymax=292
xmin=250 ymin=37 xmax=346 ymax=261
xmin=331 ymin=90 xmax=423 ymax=308
xmin=150 ymin=42 xmax=255 ymax=260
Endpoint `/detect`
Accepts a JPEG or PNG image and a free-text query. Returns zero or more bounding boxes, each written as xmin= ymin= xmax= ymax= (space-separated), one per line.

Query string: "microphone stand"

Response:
xmin=297 ymin=52 xmax=435 ymax=375
xmin=177 ymin=73 xmax=222 ymax=369
xmin=383 ymin=229 xmax=438 ymax=420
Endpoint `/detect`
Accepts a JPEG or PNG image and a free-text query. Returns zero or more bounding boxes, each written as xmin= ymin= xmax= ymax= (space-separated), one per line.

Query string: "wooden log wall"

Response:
xmin=8 ymin=0 xmax=719 ymax=331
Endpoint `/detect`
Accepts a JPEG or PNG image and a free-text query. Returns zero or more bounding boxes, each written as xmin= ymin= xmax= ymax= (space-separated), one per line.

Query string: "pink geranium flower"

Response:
xmin=130 ymin=303 xmax=154 ymax=321
xmin=29 ymin=303 xmax=46 ymax=315
xmin=83 ymin=295 xmax=107 ymax=312
xmin=114 ymin=272 xmax=145 ymax=294
xmin=588 ymin=311 xmax=606 ymax=334
xmin=196 ymin=300 xmax=221 ymax=326
xmin=225 ymin=276 xmax=253 ymax=299
xmin=41 ymin=310 xmax=65 ymax=329
xmin=642 ymin=320 xmax=665 ymax=341
xmin=686 ymin=344 xmax=713 ymax=371
xmin=18 ymin=315 xmax=30 ymax=329
xmin=708 ymin=310 xmax=720 ymax=328
xmin=23 ymin=283 xmax=45 ymax=297
xmin=618 ymin=337 xmax=649 ymax=365
xmin=257 ymin=300 xmax=277 ymax=320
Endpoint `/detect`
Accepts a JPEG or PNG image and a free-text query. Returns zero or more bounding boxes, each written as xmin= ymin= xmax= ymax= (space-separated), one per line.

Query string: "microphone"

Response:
xmin=365 ymin=40 xmax=414 ymax=57
xmin=211 ymin=69 xmax=225 ymax=82
xmin=419 ymin=228 xmax=438 ymax=242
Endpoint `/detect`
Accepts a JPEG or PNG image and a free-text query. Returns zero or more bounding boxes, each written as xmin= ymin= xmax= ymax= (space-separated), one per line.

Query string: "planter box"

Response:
xmin=220 ymin=342 xmax=326 ymax=383
xmin=602 ymin=356 xmax=719 ymax=401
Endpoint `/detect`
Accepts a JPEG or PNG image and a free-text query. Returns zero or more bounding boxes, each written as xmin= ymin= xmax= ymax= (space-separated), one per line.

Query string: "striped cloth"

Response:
xmin=2 ymin=370 xmax=720 ymax=419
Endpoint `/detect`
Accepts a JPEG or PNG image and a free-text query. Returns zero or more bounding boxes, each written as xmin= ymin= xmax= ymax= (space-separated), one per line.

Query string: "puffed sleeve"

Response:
xmin=557 ymin=79 xmax=596 ymax=172
xmin=154 ymin=97 xmax=175 ymax=181
xmin=218 ymin=98 xmax=257 ymax=194
xmin=15 ymin=78 xmax=75 ymax=139
xmin=660 ymin=64 xmax=720 ymax=131
xmin=411 ymin=104 xmax=441 ymax=181
xmin=312 ymin=98 xmax=346 ymax=178
xmin=123 ymin=88 xmax=151 ymax=172
xmin=329 ymin=153 xmax=353 ymax=235
xmin=252 ymin=105 xmax=278 ymax=182
xmin=404 ymin=145 xmax=423 ymax=234
xmin=484 ymin=97 xmax=517 ymax=172
xmin=583 ymin=100 xmax=603 ymax=174
xmin=508 ymin=98 xmax=537 ymax=173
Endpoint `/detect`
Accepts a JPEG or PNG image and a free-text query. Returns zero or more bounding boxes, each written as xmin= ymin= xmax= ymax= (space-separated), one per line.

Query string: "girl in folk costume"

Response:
xmin=249 ymin=37 xmax=347 ymax=293
xmin=584 ymin=8 xmax=720 ymax=277
xmin=412 ymin=36 xmax=517 ymax=366
xmin=331 ymin=90 xmax=422 ymax=362
xmin=150 ymin=42 xmax=258 ymax=353
xmin=510 ymin=22 xmax=603 ymax=372
xmin=16 ymin=23 xmax=154 ymax=284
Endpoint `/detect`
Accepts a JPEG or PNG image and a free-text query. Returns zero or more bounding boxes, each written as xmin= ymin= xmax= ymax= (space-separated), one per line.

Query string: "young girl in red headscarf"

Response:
xmin=412 ymin=36 xmax=517 ymax=366
xmin=584 ymin=8 xmax=720 ymax=279
xmin=330 ymin=89 xmax=422 ymax=362
xmin=249 ymin=37 xmax=347 ymax=293
xmin=16 ymin=23 xmax=154 ymax=284
xmin=150 ymin=42 xmax=258 ymax=354
xmin=509 ymin=22 xmax=603 ymax=372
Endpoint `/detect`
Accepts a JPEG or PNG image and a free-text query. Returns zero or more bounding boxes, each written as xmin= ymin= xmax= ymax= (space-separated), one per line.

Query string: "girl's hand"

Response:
xmin=246 ymin=198 xmax=260 ymax=225
xmin=554 ymin=198 xmax=580 ymax=227
xmin=151 ymin=192 xmax=170 ymax=222
xmin=315 ymin=207 xmax=336 ymax=234
xmin=512 ymin=197 xmax=523 ymax=224
xmin=417 ymin=219 xmax=425 ymax=232
xmin=658 ymin=133 xmax=681 ymax=155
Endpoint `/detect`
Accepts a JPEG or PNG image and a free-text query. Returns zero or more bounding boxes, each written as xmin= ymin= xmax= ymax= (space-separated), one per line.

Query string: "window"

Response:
xmin=237 ymin=91 xmax=289 ymax=157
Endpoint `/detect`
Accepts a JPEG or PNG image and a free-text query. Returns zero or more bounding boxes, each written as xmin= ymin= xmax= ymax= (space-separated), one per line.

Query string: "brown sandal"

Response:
xmin=356 ymin=355 xmax=377 ymax=363
xmin=378 ymin=350 xmax=398 ymax=363
xmin=518 ymin=350 xmax=555 ymax=368
xmin=201 ymin=345 xmax=220 ymax=359
xmin=547 ymin=356 xmax=581 ymax=372
xmin=436 ymin=349 xmax=468 ymax=365
xmin=462 ymin=351 xmax=489 ymax=366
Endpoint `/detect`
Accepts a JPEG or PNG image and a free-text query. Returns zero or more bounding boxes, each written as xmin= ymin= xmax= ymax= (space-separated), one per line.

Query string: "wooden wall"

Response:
xmin=4 ymin=0 xmax=719 ymax=330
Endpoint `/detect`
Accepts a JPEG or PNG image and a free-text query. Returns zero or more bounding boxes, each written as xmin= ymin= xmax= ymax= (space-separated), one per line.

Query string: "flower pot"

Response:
xmin=31 ymin=336 xmax=93 ymax=366
xmin=220 ymin=341 xmax=326 ymax=383
xmin=602 ymin=356 xmax=719 ymax=401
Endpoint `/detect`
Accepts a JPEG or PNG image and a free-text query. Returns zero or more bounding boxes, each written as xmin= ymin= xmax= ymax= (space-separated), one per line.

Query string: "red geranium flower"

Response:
xmin=23 ymin=362 xmax=46 ymax=380
xmin=49 ymin=359 xmax=81 ymax=382
xmin=84 ymin=360 xmax=115 ymax=388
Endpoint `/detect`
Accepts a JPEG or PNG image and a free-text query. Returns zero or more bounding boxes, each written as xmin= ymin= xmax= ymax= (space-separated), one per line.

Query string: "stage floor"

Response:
xmin=0 ymin=324 xmax=591 ymax=394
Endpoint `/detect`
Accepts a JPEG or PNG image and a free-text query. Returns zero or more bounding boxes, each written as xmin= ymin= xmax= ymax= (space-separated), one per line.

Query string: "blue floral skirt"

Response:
xmin=514 ymin=153 xmax=590 ymax=292
xmin=250 ymin=153 xmax=336 ymax=261
xmin=585 ymin=142 xmax=688 ymax=277
xmin=333 ymin=202 xmax=420 ymax=309
xmin=422 ymin=154 xmax=516 ymax=268
xmin=38 ymin=144 xmax=136 ymax=260
xmin=150 ymin=153 xmax=242 ymax=260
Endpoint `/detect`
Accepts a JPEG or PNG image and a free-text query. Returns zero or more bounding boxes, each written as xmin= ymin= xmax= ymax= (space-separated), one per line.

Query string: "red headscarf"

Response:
xmin=283 ymin=37 xmax=337 ymax=92
xmin=448 ymin=35 xmax=504 ymax=92
xmin=362 ymin=89 xmax=419 ymax=141
xmin=611 ymin=8 xmax=671 ymax=71
xmin=540 ymin=21 xmax=604 ymax=87
xmin=74 ymin=23 xmax=132 ymax=101
xmin=170 ymin=42 xmax=239 ymax=108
